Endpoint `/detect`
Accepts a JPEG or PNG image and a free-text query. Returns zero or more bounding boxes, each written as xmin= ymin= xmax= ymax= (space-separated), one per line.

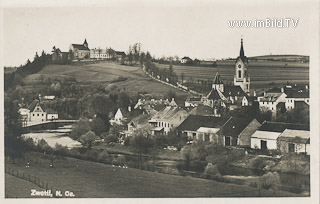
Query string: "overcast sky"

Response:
xmin=2 ymin=0 xmax=318 ymax=66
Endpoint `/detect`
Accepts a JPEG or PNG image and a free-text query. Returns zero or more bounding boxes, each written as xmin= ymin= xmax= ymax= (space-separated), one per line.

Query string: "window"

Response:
xmin=225 ymin=137 xmax=231 ymax=146
xmin=288 ymin=143 xmax=295 ymax=153
xmin=261 ymin=140 xmax=267 ymax=150
xmin=42 ymin=114 xmax=44 ymax=116
xmin=238 ymin=70 xmax=241 ymax=78
xmin=33 ymin=114 xmax=34 ymax=116
xmin=37 ymin=114 xmax=39 ymax=116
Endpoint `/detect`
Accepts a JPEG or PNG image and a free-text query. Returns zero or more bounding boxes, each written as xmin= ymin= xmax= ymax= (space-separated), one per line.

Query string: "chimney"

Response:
xmin=253 ymin=90 xmax=257 ymax=97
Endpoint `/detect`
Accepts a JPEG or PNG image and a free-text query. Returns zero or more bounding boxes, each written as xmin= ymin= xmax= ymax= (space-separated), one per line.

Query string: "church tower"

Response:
xmin=212 ymin=72 xmax=224 ymax=93
xmin=83 ymin=39 xmax=88 ymax=48
xmin=234 ymin=38 xmax=250 ymax=93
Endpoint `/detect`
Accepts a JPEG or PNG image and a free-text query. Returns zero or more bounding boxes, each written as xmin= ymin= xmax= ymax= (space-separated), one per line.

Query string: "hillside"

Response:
xmin=22 ymin=62 xmax=190 ymax=99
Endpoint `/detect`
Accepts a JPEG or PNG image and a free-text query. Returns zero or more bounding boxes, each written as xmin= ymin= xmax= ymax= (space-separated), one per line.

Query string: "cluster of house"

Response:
xmin=18 ymin=95 xmax=59 ymax=125
xmin=51 ymin=39 xmax=126 ymax=63
xmin=108 ymin=39 xmax=310 ymax=155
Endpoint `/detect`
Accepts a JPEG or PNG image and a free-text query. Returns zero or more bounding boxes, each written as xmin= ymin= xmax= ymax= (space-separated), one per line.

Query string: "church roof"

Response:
xmin=223 ymin=86 xmax=246 ymax=98
xmin=71 ymin=44 xmax=90 ymax=51
xmin=213 ymin=72 xmax=223 ymax=84
xmin=236 ymin=39 xmax=249 ymax=63
xmin=207 ymin=89 xmax=223 ymax=100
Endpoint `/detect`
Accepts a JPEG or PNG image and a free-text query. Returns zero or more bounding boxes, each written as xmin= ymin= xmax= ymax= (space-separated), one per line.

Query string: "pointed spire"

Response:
xmin=83 ymin=38 xmax=88 ymax=47
xmin=213 ymin=72 xmax=223 ymax=84
xmin=240 ymin=38 xmax=245 ymax=57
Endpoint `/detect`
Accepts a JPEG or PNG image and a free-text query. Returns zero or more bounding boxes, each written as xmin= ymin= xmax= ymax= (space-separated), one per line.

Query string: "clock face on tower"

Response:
xmin=238 ymin=64 xmax=242 ymax=69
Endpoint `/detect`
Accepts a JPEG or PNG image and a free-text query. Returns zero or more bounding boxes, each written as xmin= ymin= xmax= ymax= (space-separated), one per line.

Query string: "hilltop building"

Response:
xmin=69 ymin=39 xmax=90 ymax=60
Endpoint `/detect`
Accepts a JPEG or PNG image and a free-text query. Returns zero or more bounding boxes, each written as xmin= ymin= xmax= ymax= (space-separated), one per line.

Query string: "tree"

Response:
xmin=91 ymin=116 xmax=108 ymax=136
xmin=79 ymin=131 xmax=96 ymax=149
xmin=70 ymin=119 xmax=91 ymax=140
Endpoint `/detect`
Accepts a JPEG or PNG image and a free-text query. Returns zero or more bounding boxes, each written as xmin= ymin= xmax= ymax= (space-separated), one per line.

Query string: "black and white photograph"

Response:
xmin=1 ymin=0 xmax=319 ymax=203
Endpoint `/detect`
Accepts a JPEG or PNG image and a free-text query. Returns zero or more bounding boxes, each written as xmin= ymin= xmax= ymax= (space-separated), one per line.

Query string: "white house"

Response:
xmin=258 ymin=92 xmax=287 ymax=116
xmin=285 ymin=91 xmax=309 ymax=110
xmin=27 ymin=99 xmax=47 ymax=122
xmin=46 ymin=108 xmax=59 ymax=120
xmin=110 ymin=108 xmax=126 ymax=125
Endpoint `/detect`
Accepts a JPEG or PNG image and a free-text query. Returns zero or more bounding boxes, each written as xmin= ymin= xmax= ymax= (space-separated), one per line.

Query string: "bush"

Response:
xmin=204 ymin=163 xmax=221 ymax=178
xmin=249 ymin=157 xmax=266 ymax=170
xmin=260 ymin=172 xmax=281 ymax=190
xmin=104 ymin=135 xmax=118 ymax=144
xmin=98 ymin=150 xmax=110 ymax=163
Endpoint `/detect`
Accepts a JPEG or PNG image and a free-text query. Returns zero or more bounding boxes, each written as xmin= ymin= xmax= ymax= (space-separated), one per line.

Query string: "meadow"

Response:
xmin=22 ymin=62 xmax=190 ymax=99
xmin=5 ymin=153 xmax=299 ymax=198
xmin=157 ymin=60 xmax=309 ymax=91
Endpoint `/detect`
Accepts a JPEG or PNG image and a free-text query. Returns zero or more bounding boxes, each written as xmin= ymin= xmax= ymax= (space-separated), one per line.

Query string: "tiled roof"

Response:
xmin=115 ymin=51 xmax=126 ymax=56
xmin=235 ymin=56 xmax=248 ymax=64
xmin=278 ymin=129 xmax=309 ymax=144
xmin=176 ymin=115 xmax=228 ymax=131
xmin=71 ymin=44 xmax=90 ymax=51
xmin=286 ymin=91 xmax=309 ymax=98
xmin=189 ymin=105 xmax=214 ymax=116
xmin=223 ymin=86 xmax=246 ymax=98
xmin=207 ymin=89 xmax=222 ymax=100
xmin=258 ymin=121 xmax=309 ymax=132
xmin=27 ymin=99 xmax=46 ymax=112
xmin=217 ymin=117 xmax=253 ymax=137
xmin=259 ymin=92 xmax=283 ymax=102
xmin=151 ymin=106 xmax=185 ymax=120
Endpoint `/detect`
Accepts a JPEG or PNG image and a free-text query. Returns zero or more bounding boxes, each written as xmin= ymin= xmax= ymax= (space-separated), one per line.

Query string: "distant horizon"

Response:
xmin=3 ymin=1 xmax=316 ymax=67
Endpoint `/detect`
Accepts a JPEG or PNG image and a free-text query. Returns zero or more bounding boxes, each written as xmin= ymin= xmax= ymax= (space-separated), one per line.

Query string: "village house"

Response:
xmin=180 ymin=56 xmax=193 ymax=64
xmin=216 ymin=117 xmax=261 ymax=147
xmin=251 ymin=121 xmax=309 ymax=150
xmin=176 ymin=115 xmax=227 ymax=142
xmin=110 ymin=108 xmax=127 ymax=125
xmin=134 ymin=98 xmax=172 ymax=114
xmin=69 ymin=39 xmax=90 ymax=60
xmin=277 ymin=129 xmax=310 ymax=155
xmin=148 ymin=105 xmax=189 ymax=135
xmin=27 ymin=99 xmax=47 ymax=122
xmin=285 ymin=91 xmax=309 ymax=110
xmin=90 ymin=48 xmax=110 ymax=59
xmin=46 ymin=108 xmax=59 ymax=121
xmin=120 ymin=113 xmax=155 ymax=138
xmin=258 ymin=91 xmax=287 ymax=116
xmin=242 ymin=93 xmax=257 ymax=107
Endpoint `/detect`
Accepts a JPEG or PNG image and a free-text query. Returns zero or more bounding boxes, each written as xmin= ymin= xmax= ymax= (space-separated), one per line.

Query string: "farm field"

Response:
xmin=157 ymin=61 xmax=309 ymax=91
xmin=22 ymin=62 xmax=190 ymax=99
xmin=5 ymin=154 xmax=299 ymax=198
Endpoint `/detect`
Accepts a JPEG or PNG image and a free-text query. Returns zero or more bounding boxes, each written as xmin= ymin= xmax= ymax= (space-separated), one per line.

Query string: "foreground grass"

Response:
xmin=5 ymin=154 xmax=300 ymax=198
xmin=5 ymin=173 xmax=44 ymax=198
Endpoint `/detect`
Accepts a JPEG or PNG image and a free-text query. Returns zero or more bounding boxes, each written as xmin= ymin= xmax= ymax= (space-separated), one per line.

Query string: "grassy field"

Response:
xmin=22 ymin=62 xmax=190 ymax=99
xmin=5 ymin=154 xmax=300 ymax=198
xmin=5 ymin=173 xmax=45 ymax=198
xmin=157 ymin=61 xmax=309 ymax=91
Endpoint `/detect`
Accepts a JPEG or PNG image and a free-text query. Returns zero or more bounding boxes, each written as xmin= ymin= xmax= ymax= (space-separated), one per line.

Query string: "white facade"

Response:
xmin=29 ymin=103 xmax=47 ymax=122
xmin=196 ymin=127 xmax=220 ymax=142
xmin=258 ymin=92 xmax=286 ymax=114
xmin=47 ymin=113 xmax=59 ymax=120
xmin=285 ymin=97 xmax=310 ymax=110
xmin=251 ymin=131 xmax=281 ymax=150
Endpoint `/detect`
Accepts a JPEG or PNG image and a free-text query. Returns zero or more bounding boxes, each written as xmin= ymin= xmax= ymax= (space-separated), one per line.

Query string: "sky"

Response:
xmin=2 ymin=0 xmax=318 ymax=67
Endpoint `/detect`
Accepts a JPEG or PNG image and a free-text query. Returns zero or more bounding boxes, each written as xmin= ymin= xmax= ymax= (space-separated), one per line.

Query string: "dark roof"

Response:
xmin=207 ymin=89 xmax=223 ymax=100
xmin=27 ymin=99 xmax=46 ymax=112
xmin=188 ymin=97 xmax=202 ymax=102
xmin=176 ymin=115 xmax=227 ymax=131
xmin=182 ymin=56 xmax=192 ymax=60
xmin=286 ymin=91 xmax=309 ymax=98
xmin=223 ymin=85 xmax=246 ymax=97
xmin=115 ymin=51 xmax=126 ymax=56
xmin=71 ymin=44 xmax=89 ymax=51
xmin=217 ymin=117 xmax=253 ymax=137
xmin=235 ymin=56 xmax=249 ymax=64
xmin=259 ymin=122 xmax=309 ymax=132
xmin=190 ymin=105 xmax=214 ymax=116
xmin=213 ymin=72 xmax=223 ymax=84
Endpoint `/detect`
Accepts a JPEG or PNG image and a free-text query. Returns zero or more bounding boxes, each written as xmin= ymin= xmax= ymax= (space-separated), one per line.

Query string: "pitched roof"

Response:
xmin=115 ymin=51 xmax=126 ymax=56
xmin=151 ymin=106 xmax=185 ymax=121
xmin=258 ymin=121 xmax=309 ymax=132
xmin=217 ymin=117 xmax=253 ymax=137
xmin=259 ymin=92 xmax=284 ymax=102
xmin=182 ymin=56 xmax=192 ymax=60
xmin=71 ymin=44 xmax=90 ymax=51
xmin=223 ymin=86 xmax=246 ymax=98
xmin=278 ymin=129 xmax=309 ymax=144
xmin=286 ymin=91 xmax=309 ymax=98
xmin=213 ymin=72 xmax=223 ymax=84
xmin=27 ymin=99 xmax=46 ymax=112
xmin=176 ymin=115 xmax=227 ymax=131
xmin=207 ymin=89 xmax=223 ymax=100
xmin=251 ymin=130 xmax=281 ymax=140
xmin=189 ymin=105 xmax=214 ymax=116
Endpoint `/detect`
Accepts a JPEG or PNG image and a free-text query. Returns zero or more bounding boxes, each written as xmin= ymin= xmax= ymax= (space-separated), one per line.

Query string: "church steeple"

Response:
xmin=240 ymin=38 xmax=244 ymax=57
xmin=83 ymin=38 xmax=88 ymax=48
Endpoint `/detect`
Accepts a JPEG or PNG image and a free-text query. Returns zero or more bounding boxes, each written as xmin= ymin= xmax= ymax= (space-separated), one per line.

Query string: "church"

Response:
xmin=202 ymin=39 xmax=251 ymax=110
xmin=69 ymin=39 xmax=90 ymax=60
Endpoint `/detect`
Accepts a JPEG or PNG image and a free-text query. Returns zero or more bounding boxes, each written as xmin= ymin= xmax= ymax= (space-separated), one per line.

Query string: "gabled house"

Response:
xmin=216 ymin=117 xmax=260 ymax=146
xmin=180 ymin=56 xmax=193 ymax=64
xmin=176 ymin=115 xmax=228 ymax=142
xmin=277 ymin=129 xmax=310 ymax=155
xmin=27 ymin=99 xmax=47 ymax=122
xmin=149 ymin=106 xmax=189 ymax=135
xmin=110 ymin=108 xmax=127 ymax=125
xmin=258 ymin=92 xmax=287 ymax=116
xmin=251 ymin=121 xmax=309 ymax=150
xmin=285 ymin=91 xmax=309 ymax=110
xmin=69 ymin=39 xmax=90 ymax=60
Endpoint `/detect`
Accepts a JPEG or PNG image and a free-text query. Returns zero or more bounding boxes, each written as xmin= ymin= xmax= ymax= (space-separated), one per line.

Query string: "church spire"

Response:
xmin=240 ymin=38 xmax=244 ymax=57
xmin=83 ymin=38 xmax=88 ymax=48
